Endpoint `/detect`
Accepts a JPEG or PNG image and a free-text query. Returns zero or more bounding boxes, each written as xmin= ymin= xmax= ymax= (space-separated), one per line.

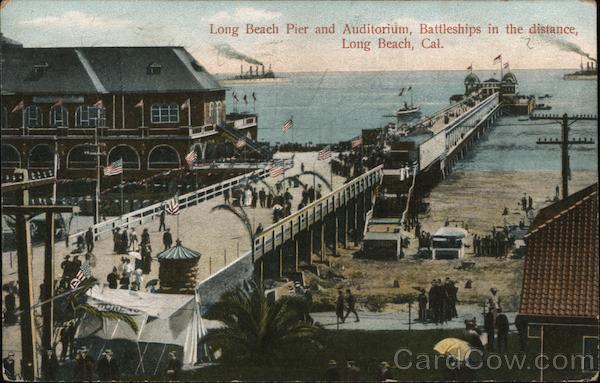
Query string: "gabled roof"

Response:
xmin=519 ymin=183 xmax=598 ymax=319
xmin=1 ymin=44 xmax=222 ymax=95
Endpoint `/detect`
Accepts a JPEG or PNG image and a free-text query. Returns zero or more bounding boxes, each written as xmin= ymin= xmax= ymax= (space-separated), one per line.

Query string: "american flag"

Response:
xmin=70 ymin=263 xmax=92 ymax=289
xmin=93 ymin=99 xmax=104 ymax=108
xmin=104 ymin=159 xmax=123 ymax=176
xmin=134 ymin=99 xmax=144 ymax=108
xmin=398 ymin=88 xmax=405 ymax=96
xmin=235 ymin=137 xmax=246 ymax=149
xmin=318 ymin=145 xmax=332 ymax=160
xmin=493 ymin=54 xmax=502 ymax=64
xmin=467 ymin=64 xmax=472 ymax=71
xmin=233 ymin=93 xmax=239 ymax=102
xmin=351 ymin=136 xmax=362 ymax=149
xmin=166 ymin=197 xmax=180 ymax=215
xmin=252 ymin=92 xmax=257 ymax=101
xmin=52 ymin=98 xmax=64 ymax=108
xmin=282 ymin=118 xmax=293 ymax=133
xmin=270 ymin=166 xmax=284 ymax=178
xmin=503 ymin=62 xmax=509 ymax=69
xmin=181 ymin=98 xmax=190 ymax=110
xmin=11 ymin=100 xmax=24 ymax=113
xmin=243 ymin=94 xmax=248 ymax=105
xmin=185 ymin=150 xmax=197 ymax=167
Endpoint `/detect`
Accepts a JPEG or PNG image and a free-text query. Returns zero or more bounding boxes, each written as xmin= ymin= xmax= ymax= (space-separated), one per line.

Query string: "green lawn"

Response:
xmin=128 ymin=329 xmax=595 ymax=381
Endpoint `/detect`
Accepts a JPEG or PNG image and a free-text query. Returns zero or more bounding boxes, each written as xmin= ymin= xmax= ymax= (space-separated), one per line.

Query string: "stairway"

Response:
xmin=218 ymin=123 xmax=271 ymax=158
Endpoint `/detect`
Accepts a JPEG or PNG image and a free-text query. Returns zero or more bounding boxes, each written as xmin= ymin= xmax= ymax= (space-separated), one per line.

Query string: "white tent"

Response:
xmin=75 ymin=286 xmax=219 ymax=375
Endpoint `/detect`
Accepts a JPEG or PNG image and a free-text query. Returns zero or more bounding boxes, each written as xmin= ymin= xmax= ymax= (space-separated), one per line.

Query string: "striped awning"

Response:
xmin=157 ymin=240 xmax=202 ymax=261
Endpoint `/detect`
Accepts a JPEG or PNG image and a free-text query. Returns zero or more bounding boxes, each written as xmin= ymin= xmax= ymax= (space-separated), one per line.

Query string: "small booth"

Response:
xmin=158 ymin=240 xmax=202 ymax=294
xmin=431 ymin=227 xmax=468 ymax=260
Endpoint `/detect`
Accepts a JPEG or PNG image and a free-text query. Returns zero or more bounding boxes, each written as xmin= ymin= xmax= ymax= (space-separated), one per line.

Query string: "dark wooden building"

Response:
xmin=1 ymin=35 xmax=258 ymax=182
xmin=517 ymin=183 xmax=598 ymax=377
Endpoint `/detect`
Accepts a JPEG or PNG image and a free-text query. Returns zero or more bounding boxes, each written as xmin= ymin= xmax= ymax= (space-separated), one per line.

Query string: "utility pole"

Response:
xmin=2 ymin=170 xmax=77 ymax=381
xmin=532 ymin=113 xmax=596 ymax=200
xmin=85 ymin=129 xmax=106 ymax=226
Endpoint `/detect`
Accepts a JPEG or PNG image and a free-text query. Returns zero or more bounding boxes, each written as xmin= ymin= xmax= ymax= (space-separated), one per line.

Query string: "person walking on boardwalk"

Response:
xmin=496 ymin=309 xmax=510 ymax=353
xmin=141 ymin=228 xmax=150 ymax=245
xmin=165 ymin=351 xmax=182 ymax=381
xmin=74 ymin=346 xmax=95 ymax=382
xmin=223 ymin=188 xmax=230 ymax=204
xmin=97 ymin=349 xmax=120 ymax=382
xmin=344 ymin=289 xmax=360 ymax=322
xmin=259 ymin=188 xmax=266 ymax=207
xmin=484 ymin=307 xmax=495 ymax=351
xmin=85 ymin=227 xmax=94 ymax=253
xmin=336 ymin=290 xmax=345 ymax=324
xmin=163 ymin=228 xmax=173 ymax=250
xmin=323 ymin=360 xmax=341 ymax=382
xmin=417 ymin=288 xmax=428 ymax=321
xmin=129 ymin=228 xmax=138 ymax=251
xmin=159 ymin=206 xmax=166 ymax=232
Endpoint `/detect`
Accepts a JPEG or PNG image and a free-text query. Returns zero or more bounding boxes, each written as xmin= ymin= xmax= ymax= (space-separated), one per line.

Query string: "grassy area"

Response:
xmin=127 ymin=329 xmax=594 ymax=381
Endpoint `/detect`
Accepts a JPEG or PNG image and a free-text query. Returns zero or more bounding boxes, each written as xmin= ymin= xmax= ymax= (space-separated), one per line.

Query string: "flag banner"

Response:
xmin=243 ymin=94 xmax=248 ymax=104
xmin=181 ymin=98 xmax=190 ymax=110
xmin=52 ymin=98 xmax=64 ymax=108
xmin=467 ymin=65 xmax=472 ymax=70
xmin=93 ymin=99 xmax=104 ymax=108
xmin=351 ymin=136 xmax=363 ymax=149
xmin=503 ymin=62 xmax=509 ymax=69
xmin=104 ymin=158 xmax=123 ymax=176
xmin=407 ymin=86 xmax=412 ymax=91
xmin=233 ymin=93 xmax=239 ymax=102
xmin=282 ymin=118 xmax=293 ymax=133
xmin=398 ymin=88 xmax=405 ymax=96
xmin=185 ymin=150 xmax=197 ymax=167
xmin=252 ymin=92 xmax=257 ymax=101
xmin=270 ymin=166 xmax=284 ymax=177
xmin=493 ymin=54 xmax=502 ymax=64
xmin=318 ymin=145 xmax=332 ymax=160
xmin=166 ymin=197 xmax=180 ymax=215
xmin=235 ymin=137 xmax=246 ymax=149
xmin=11 ymin=100 xmax=24 ymax=113
xmin=70 ymin=263 xmax=92 ymax=289
xmin=134 ymin=99 xmax=144 ymax=108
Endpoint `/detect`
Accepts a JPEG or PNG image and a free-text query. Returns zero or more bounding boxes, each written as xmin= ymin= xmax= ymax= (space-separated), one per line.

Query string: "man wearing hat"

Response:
xmin=345 ymin=360 xmax=361 ymax=381
xmin=165 ymin=351 xmax=182 ymax=381
xmin=74 ymin=346 xmax=95 ymax=382
xmin=377 ymin=361 xmax=393 ymax=381
xmin=41 ymin=347 xmax=59 ymax=381
xmin=322 ymin=360 xmax=340 ymax=381
xmin=97 ymin=349 xmax=120 ymax=381
xmin=3 ymin=352 xmax=16 ymax=381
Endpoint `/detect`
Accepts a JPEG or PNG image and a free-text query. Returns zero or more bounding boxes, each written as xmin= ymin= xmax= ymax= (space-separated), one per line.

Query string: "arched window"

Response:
xmin=221 ymin=101 xmax=226 ymax=123
xmin=1 ymin=144 xmax=21 ymax=168
xmin=150 ymin=103 xmax=179 ymax=124
xmin=107 ymin=145 xmax=140 ymax=169
xmin=1 ymin=105 xmax=7 ymax=129
xmin=215 ymin=101 xmax=222 ymax=125
xmin=67 ymin=145 xmax=95 ymax=169
xmin=50 ymin=106 xmax=68 ymax=127
xmin=29 ymin=144 xmax=54 ymax=168
xmin=208 ymin=102 xmax=215 ymax=124
xmin=24 ymin=105 xmax=42 ymax=127
xmin=76 ymin=106 xmax=106 ymax=127
xmin=148 ymin=145 xmax=180 ymax=169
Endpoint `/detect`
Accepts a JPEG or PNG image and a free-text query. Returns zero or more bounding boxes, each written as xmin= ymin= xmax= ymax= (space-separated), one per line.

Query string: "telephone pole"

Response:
xmin=532 ymin=113 xmax=596 ymax=200
xmin=84 ymin=127 xmax=106 ymax=225
xmin=2 ymin=170 xmax=77 ymax=381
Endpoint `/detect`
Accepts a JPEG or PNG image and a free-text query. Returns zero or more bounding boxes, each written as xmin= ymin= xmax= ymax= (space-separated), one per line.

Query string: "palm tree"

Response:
xmin=204 ymin=284 xmax=320 ymax=363
xmin=211 ymin=204 xmax=255 ymax=261
xmin=278 ymin=170 xmax=332 ymax=192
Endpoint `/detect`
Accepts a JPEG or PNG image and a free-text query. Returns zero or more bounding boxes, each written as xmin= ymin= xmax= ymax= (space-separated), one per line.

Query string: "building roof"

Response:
xmin=1 ymin=42 xmax=222 ymax=95
xmin=433 ymin=227 xmax=468 ymax=238
xmin=157 ymin=240 xmax=202 ymax=260
xmin=519 ymin=183 xmax=598 ymax=319
xmin=464 ymin=73 xmax=480 ymax=84
xmin=502 ymin=72 xmax=518 ymax=84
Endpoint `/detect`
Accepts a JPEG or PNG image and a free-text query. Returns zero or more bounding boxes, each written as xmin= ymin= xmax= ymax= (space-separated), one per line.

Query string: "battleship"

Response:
xmin=219 ymin=63 xmax=288 ymax=85
xmin=563 ymin=60 xmax=597 ymax=80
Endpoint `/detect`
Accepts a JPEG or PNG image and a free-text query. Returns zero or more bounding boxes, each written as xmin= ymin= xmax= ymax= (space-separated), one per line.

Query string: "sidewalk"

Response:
xmin=311 ymin=304 xmax=517 ymax=331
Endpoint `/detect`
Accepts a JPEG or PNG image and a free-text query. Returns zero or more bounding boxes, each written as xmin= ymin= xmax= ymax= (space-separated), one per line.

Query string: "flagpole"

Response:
xmin=120 ymin=170 xmax=124 ymax=215
xmin=95 ymin=126 xmax=101 ymax=226
xmin=141 ymin=103 xmax=145 ymax=128
xmin=188 ymin=100 xmax=191 ymax=127
xmin=500 ymin=57 xmax=503 ymax=80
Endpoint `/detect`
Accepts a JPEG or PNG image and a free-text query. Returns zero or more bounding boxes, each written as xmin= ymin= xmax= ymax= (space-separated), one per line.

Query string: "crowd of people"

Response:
xmin=415 ymin=278 xmax=459 ymax=324
xmin=472 ymin=226 xmax=514 ymax=257
xmin=107 ymin=226 xmax=154 ymax=291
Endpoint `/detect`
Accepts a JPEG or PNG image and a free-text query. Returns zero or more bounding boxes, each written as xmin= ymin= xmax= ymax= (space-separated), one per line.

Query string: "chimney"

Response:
xmin=249 ymin=66 xmax=253 ymax=75
xmin=241 ymin=63 xmax=243 ymax=75
xmin=261 ymin=65 xmax=265 ymax=75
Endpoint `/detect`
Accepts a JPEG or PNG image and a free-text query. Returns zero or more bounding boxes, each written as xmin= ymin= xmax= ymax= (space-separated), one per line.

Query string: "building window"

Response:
xmin=208 ymin=102 xmax=215 ymax=125
xmin=151 ymin=103 xmax=179 ymax=124
xmin=1 ymin=144 xmax=21 ymax=168
xmin=29 ymin=144 xmax=54 ymax=168
xmin=67 ymin=145 xmax=95 ymax=169
xmin=50 ymin=106 xmax=68 ymax=127
xmin=215 ymin=101 xmax=221 ymax=125
xmin=148 ymin=145 xmax=180 ymax=169
xmin=1 ymin=105 xmax=7 ymax=129
xmin=147 ymin=63 xmax=162 ymax=75
xmin=24 ymin=105 xmax=42 ymax=128
xmin=76 ymin=106 xmax=106 ymax=127
xmin=108 ymin=145 xmax=140 ymax=169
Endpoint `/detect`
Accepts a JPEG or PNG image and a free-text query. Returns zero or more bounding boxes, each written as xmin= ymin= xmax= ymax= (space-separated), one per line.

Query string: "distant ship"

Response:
xmin=396 ymin=86 xmax=420 ymax=116
xmin=219 ymin=63 xmax=288 ymax=85
xmin=563 ymin=60 xmax=597 ymax=80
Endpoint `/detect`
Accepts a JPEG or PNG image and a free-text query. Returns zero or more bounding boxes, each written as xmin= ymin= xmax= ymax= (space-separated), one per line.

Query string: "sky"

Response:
xmin=1 ymin=0 xmax=597 ymax=73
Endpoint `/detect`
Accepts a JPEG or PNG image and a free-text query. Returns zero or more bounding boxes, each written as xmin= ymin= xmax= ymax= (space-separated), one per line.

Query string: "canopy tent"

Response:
xmin=75 ymin=286 xmax=220 ymax=375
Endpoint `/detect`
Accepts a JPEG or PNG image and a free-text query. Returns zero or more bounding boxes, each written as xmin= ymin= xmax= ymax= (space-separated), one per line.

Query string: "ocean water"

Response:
xmin=225 ymin=69 xmax=598 ymax=172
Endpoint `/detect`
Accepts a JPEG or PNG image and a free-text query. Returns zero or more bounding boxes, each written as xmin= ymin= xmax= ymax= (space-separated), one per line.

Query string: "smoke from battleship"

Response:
xmin=540 ymin=36 xmax=597 ymax=62
xmin=213 ymin=43 xmax=263 ymax=65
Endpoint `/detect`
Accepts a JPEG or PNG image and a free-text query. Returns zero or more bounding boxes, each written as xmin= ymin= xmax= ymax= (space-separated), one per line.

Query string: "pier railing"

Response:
xmin=252 ymin=165 xmax=384 ymax=258
xmin=68 ymin=159 xmax=294 ymax=243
